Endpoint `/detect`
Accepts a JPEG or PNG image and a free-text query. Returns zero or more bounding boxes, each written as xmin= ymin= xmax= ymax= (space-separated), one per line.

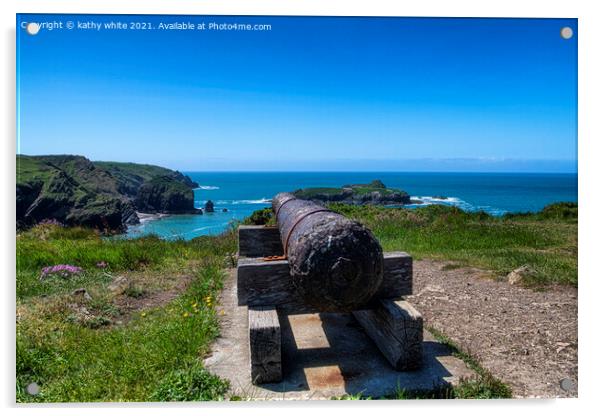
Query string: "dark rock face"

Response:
xmin=67 ymin=198 xmax=134 ymax=231
xmin=176 ymin=172 xmax=199 ymax=189
xmin=204 ymin=200 xmax=215 ymax=213
xmin=347 ymin=190 xmax=410 ymax=205
xmin=134 ymin=176 xmax=196 ymax=213
xmin=16 ymin=155 xmax=199 ymax=232
xmin=121 ymin=203 xmax=140 ymax=225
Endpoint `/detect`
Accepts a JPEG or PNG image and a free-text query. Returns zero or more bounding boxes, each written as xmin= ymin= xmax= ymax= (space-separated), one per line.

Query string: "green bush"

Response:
xmin=150 ymin=364 xmax=229 ymax=401
xmin=538 ymin=202 xmax=578 ymax=221
xmin=243 ymin=207 xmax=274 ymax=226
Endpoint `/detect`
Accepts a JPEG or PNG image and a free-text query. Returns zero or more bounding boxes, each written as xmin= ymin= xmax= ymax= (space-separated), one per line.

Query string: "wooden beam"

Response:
xmin=238 ymin=225 xmax=283 ymax=258
xmin=352 ymin=300 xmax=423 ymax=371
xmin=237 ymin=252 xmax=412 ymax=310
xmin=249 ymin=306 xmax=282 ymax=384
xmin=237 ymin=257 xmax=300 ymax=307
xmin=374 ymin=251 xmax=413 ymax=300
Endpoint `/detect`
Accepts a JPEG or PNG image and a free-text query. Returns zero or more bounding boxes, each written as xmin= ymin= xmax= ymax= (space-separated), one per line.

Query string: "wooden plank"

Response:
xmin=237 ymin=251 xmax=412 ymax=310
xmin=237 ymin=257 xmax=299 ymax=307
xmin=249 ymin=306 xmax=282 ymax=384
xmin=375 ymin=251 xmax=413 ymax=299
xmin=352 ymin=300 xmax=423 ymax=371
xmin=238 ymin=225 xmax=283 ymax=258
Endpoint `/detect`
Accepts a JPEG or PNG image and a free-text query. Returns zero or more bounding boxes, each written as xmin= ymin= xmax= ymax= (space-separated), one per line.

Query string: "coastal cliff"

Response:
xmin=16 ymin=155 xmax=199 ymax=232
xmin=292 ymin=180 xmax=411 ymax=205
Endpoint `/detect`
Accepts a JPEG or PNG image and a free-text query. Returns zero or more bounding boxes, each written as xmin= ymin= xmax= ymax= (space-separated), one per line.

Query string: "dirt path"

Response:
xmin=408 ymin=260 xmax=578 ymax=398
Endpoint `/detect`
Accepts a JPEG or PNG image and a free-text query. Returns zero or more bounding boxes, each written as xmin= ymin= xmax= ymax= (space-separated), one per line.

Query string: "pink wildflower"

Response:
xmin=40 ymin=264 xmax=83 ymax=280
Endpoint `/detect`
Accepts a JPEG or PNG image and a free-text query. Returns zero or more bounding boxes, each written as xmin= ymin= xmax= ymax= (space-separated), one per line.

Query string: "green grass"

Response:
xmin=16 ymin=223 xmax=236 ymax=402
xmin=16 ymin=154 xmax=54 ymax=184
xmin=150 ymin=363 xmax=229 ymax=401
xmin=328 ymin=202 xmax=577 ymax=287
xmin=94 ymin=160 xmax=188 ymax=185
xmin=292 ymin=187 xmax=349 ymax=199
xmin=17 ymin=224 xmax=236 ymax=299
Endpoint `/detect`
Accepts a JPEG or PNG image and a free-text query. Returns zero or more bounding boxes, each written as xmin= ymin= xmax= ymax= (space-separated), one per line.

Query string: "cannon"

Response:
xmin=237 ymin=194 xmax=423 ymax=385
xmin=272 ymin=192 xmax=384 ymax=312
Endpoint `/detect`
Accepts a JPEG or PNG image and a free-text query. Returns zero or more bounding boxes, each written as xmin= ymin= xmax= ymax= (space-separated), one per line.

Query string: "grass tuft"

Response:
xmin=150 ymin=364 xmax=229 ymax=401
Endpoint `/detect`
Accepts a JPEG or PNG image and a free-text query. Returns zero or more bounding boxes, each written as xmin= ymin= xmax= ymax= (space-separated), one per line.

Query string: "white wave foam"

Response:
xmin=409 ymin=196 xmax=507 ymax=216
xmin=413 ymin=196 xmax=461 ymax=204
xmin=211 ymin=198 xmax=271 ymax=205
xmin=195 ymin=185 xmax=220 ymax=190
xmin=167 ymin=224 xmax=226 ymax=238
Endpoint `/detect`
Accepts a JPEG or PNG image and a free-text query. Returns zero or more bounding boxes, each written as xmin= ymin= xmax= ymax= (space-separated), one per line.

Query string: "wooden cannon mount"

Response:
xmin=238 ymin=225 xmax=424 ymax=385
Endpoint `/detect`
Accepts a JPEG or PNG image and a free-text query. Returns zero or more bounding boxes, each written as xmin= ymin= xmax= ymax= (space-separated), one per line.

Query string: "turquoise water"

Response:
xmin=124 ymin=172 xmax=578 ymax=240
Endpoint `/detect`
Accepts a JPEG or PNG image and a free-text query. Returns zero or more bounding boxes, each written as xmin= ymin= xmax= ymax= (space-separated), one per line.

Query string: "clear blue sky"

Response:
xmin=17 ymin=15 xmax=577 ymax=172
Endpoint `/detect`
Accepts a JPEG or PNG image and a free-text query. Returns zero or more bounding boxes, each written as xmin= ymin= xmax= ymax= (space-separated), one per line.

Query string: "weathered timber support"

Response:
xmin=238 ymin=225 xmax=283 ymax=258
xmin=238 ymin=213 xmax=423 ymax=381
xmin=376 ymin=251 xmax=413 ymax=299
xmin=237 ymin=251 xmax=413 ymax=312
xmin=249 ymin=306 xmax=282 ymax=384
xmin=272 ymin=193 xmax=384 ymax=312
xmin=352 ymin=300 xmax=423 ymax=371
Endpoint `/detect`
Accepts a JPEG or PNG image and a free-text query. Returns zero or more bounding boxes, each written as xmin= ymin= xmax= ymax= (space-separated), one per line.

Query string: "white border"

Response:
xmin=2 ymin=1 xmax=600 ymax=415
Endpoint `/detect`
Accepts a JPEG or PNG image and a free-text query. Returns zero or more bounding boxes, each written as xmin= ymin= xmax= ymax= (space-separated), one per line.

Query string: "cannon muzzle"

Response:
xmin=272 ymin=193 xmax=384 ymax=312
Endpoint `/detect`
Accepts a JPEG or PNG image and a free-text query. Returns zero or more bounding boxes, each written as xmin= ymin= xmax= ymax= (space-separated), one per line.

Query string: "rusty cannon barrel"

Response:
xmin=272 ymin=193 xmax=384 ymax=312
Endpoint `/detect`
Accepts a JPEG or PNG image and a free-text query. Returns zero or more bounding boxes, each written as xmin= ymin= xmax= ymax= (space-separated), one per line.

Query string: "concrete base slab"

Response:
xmin=204 ymin=270 xmax=474 ymax=400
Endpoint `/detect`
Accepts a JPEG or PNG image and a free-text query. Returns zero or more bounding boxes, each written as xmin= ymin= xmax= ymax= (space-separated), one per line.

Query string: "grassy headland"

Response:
xmin=16 ymin=201 xmax=576 ymax=402
xmin=292 ymin=179 xmax=411 ymax=205
xmin=17 ymin=155 xmax=199 ymax=232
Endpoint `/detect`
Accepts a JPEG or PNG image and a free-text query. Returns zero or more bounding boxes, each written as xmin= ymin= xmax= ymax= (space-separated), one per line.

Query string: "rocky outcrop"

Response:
xmin=507 ymin=265 xmax=536 ymax=286
xmin=16 ymin=155 xmax=199 ymax=232
xmin=134 ymin=176 xmax=198 ymax=214
xmin=67 ymin=197 xmax=137 ymax=230
xmin=204 ymin=200 xmax=215 ymax=213
xmin=293 ymin=180 xmax=411 ymax=206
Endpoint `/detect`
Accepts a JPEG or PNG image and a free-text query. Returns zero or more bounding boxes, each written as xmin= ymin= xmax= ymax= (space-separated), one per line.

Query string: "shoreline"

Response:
xmin=136 ymin=212 xmax=171 ymax=224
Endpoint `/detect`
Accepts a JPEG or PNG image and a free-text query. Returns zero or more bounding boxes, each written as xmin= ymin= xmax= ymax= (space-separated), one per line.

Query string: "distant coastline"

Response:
xmin=123 ymin=171 xmax=577 ymax=240
xmin=15 ymin=155 xmax=578 ymax=240
xmin=17 ymin=154 xmax=200 ymax=233
xmin=136 ymin=212 xmax=172 ymax=223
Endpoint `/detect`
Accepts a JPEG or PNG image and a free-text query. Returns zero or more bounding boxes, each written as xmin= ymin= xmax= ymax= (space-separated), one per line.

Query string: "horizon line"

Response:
xmin=178 ymin=170 xmax=578 ymax=174
xmin=15 ymin=154 xmax=577 ymax=174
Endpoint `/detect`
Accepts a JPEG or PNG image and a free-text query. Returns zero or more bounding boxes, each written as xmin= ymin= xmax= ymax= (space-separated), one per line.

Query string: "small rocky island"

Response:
xmin=292 ymin=180 xmax=412 ymax=206
xmin=17 ymin=155 xmax=200 ymax=232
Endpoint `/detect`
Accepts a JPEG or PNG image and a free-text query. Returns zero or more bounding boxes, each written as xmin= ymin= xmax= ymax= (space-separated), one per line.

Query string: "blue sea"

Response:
xmin=124 ymin=172 xmax=578 ymax=240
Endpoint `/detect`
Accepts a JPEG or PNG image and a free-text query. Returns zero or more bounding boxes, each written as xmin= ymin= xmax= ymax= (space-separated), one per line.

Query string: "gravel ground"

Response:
xmin=408 ymin=260 xmax=578 ymax=398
